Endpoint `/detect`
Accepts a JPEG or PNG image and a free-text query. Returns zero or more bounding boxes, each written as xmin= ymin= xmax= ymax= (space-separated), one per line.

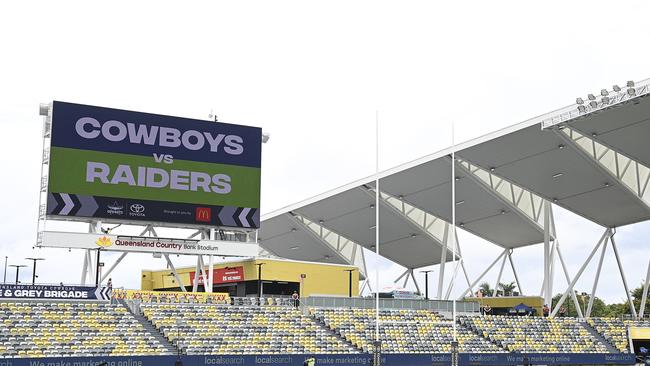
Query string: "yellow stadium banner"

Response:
xmin=112 ymin=289 xmax=229 ymax=304
xmin=630 ymin=327 xmax=650 ymax=340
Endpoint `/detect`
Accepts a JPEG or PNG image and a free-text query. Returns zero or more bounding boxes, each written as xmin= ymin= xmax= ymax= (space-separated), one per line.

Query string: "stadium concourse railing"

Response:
xmin=301 ymin=296 xmax=481 ymax=313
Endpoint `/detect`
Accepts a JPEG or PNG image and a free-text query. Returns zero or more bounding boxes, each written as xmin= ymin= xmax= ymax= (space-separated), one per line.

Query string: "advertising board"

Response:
xmin=41 ymin=231 xmax=259 ymax=257
xmin=0 ymin=284 xmax=111 ymax=300
xmin=190 ymin=266 xmax=244 ymax=284
xmin=45 ymin=101 xmax=261 ymax=228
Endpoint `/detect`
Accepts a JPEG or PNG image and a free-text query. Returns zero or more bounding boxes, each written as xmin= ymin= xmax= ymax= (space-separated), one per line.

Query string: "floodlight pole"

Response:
xmin=256 ymin=263 xmax=265 ymax=298
xmin=95 ymin=248 xmax=101 ymax=286
xmin=25 ymin=258 xmax=45 ymax=285
xmin=420 ymin=270 xmax=433 ymax=300
xmin=3 ymin=256 xmax=7 ymax=283
xmin=344 ymin=269 xmax=354 ymax=297
xmin=10 ymin=265 xmax=27 ymax=284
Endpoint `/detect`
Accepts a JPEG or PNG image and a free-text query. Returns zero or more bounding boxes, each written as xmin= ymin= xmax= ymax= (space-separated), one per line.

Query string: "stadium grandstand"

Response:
xmin=1 ymin=78 xmax=649 ymax=366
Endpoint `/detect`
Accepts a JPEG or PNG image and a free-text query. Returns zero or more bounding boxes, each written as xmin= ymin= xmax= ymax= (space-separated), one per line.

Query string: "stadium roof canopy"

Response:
xmin=260 ymin=78 xmax=650 ymax=270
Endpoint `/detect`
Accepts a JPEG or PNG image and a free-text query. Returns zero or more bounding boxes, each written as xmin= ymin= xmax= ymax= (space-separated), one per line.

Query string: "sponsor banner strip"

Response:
xmin=0 ymin=353 xmax=637 ymax=365
xmin=41 ymin=231 xmax=259 ymax=257
xmin=112 ymin=289 xmax=229 ymax=303
xmin=0 ymin=284 xmax=109 ymax=301
xmin=46 ymin=193 xmax=260 ymax=228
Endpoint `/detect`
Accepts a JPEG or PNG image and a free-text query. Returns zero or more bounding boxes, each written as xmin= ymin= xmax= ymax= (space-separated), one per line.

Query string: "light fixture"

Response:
xmin=627 ymin=88 xmax=636 ymax=97
xmin=262 ymin=133 xmax=271 ymax=143
xmin=575 ymin=97 xmax=584 ymax=105
xmin=459 ymin=223 xmax=464 ymax=227
xmin=455 ymin=177 xmax=461 ymax=181
xmin=489 ymin=167 xmax=495 ymax=172
xmin=552 ymin=198 xmax=558 ymax=203
xmin=500 ymin=210 xmax=506 ymax=215
xmin=577 ymin=105 xmax=586 ymax=113
xmin=410 ymin=234 xmax=417 ymax=238
xmin=370 ymin=245 xmax=376 ymax=249
xmin=398 ymin=195 xmax=404 ymax=200
xmin=558 ymin=144 xmax=565 ymax=149
xmin=291 ymin=228 xmax=297 ymax=233
xmin=588 ymin=94 xmax=596 ymax=101
xmin=324 ymin=255 xmax=330 ymax=259
xmin=289 ymin=246 xmax=299 ymax=250
xmin=319 ymin=219 xmax=324 ymax=224
xmin=600 ymin=89 xmax=608 ymax=97
xmin=369 ymin=225 xmax=376 ymax=230
xmin=589 ymin=101 xmax=598 ymax=108
xmin=613 ymin=85 xmax=621 ymax=92
xmin=602 ymin=96 xmax=610 ymax=105
xmin=603 ymin=182 xmax=610 ymax=187
xmin=552 ymin=173 xmax=564 ymax=178
xmin=455 ymin=200 xmax=465 ymax=205
xmin=370 ymin=204 xmax=375 ymax=209
xmin=627 ymin=80 xmax=635 ymax=88
xmin=591 ymin=132 xmax=598 ymax=137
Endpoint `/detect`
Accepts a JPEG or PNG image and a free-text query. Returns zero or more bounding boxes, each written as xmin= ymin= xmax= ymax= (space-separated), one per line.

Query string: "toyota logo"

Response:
xmin=130 ymin=204 xmax=145 ymax=213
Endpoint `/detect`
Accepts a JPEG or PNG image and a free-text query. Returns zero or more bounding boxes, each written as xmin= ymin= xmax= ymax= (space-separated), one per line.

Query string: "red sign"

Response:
xmin=190 ymin=266 xmax=244 ymax=284
xmin=195 ymin=207 xmax=212 ymax=222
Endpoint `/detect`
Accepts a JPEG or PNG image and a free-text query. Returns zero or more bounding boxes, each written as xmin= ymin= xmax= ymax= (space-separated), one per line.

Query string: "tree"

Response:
xmin=631 ymin=282 xmax=650 ymax=314
xmin=478 ymin=282 xmax=493 ymax=297
xmin=498 ymin=281 xmax=517 ymax=296
xmin=551 ymin=292 xmax=609 ymax=317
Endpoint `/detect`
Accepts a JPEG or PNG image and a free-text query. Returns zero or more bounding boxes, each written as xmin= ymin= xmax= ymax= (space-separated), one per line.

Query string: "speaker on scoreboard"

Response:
xmin=175 ymin=360 xmax=183 ymax=366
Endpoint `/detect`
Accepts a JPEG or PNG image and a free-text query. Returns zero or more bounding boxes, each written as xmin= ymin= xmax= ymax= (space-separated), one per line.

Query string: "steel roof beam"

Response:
xmin=287 ymin=213 xmax=368 ymax=278
xmin=555 ymin=127 xmax=650 ymax=215
xmin=455 ymin=157 xmax=555 ymax=241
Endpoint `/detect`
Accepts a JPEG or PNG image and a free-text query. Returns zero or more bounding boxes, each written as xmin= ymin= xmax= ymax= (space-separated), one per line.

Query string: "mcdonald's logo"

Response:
xmin=195 ymin=207 xmax=212 ymax=222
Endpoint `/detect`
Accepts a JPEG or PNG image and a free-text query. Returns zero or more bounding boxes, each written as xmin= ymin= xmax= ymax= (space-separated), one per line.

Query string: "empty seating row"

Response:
xmin=460 ymin=315 xmax=609 ymax=353
xmin=311 ymin=308 xmax=504 ymax=354
xmin=0 ymin=302 xmax=173 ymax=358
xmin=140 ymin=303 xmax=358 ymax=355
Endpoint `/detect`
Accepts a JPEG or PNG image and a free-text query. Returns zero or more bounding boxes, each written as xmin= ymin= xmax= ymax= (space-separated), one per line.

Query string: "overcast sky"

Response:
xmin=0 ymin=1 xmax=649 ymax=303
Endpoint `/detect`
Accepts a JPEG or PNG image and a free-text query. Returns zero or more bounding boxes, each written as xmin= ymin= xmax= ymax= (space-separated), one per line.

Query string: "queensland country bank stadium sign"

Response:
xmin=44 ymin=101 xmax=261 ymax=229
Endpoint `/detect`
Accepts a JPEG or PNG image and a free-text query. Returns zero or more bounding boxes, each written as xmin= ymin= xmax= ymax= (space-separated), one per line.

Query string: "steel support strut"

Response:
xmin=586 ymin=235 xmax=609 ymax=317
xmin=458 ymin=249 xmax=509 ymax=299
xmin=556 ymin=245 xmax=584 ymax=318
xmin=640 ymin=259 xmax=650 ymax=318
xmin=551 ymin=229 xmax=610 ymax=317
xmin=610 ymin=234 xmax=637 ymax=318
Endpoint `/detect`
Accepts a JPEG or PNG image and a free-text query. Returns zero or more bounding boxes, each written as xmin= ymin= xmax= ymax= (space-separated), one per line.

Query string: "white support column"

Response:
xmin=163 ymin=254 xmax=186 ymax=292
xmin=492 ymin=251 xmax=508 ymax=297
xmin=101 ymin=252 xmax=128 ymax=282
xmin=393 ymin=268 xmax=409 ymax=284
xmin=208 ymin=255 xmax=214 ymax=293
xmin=437 ymin=227 xmax=448 ymax=300
xmin=458 ymin=249 xmax=509 ymax=299
xmin=410 ymin=269 xmax=421 ymax=295
xmin=586 ymin=235 xmax=609 ymax=317
xmin=609 ymin=234 xmax=638 ymax=318
xmin=198 ymin=256 xmax=210 ymax=292
xmin=639 ymin=259 xmax=650 ymax=318
xmin=556 ymin=244 xmax=584 ymax=319
xmin=192 ymin=257 xmax=201 ymax=293
xmin=86 ymin=250 xmax=95 ymax=285
xmin=551 ymin=228 xmax=610 ymax=317
xmin=402 ymin=271 xmax=410 ymax=288
xmin=543 ymin=200 xmax=552 ymax=307
xmin=80 ymin=251 xmax=89 ymax=285
xmin=508 ymin=251 xmax=523 ymax=295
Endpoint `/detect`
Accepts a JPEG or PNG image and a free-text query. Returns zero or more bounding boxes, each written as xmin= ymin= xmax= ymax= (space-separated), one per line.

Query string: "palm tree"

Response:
xmin=498 ymin=281 xmax=517 ymax=297
xmin=478 ymin=282 xmax=494 ymax=297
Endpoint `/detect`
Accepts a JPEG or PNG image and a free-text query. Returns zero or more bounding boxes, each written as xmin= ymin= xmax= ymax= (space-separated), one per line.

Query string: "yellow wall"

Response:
xmin=142 ymin=258 xmax=359 ymax=297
